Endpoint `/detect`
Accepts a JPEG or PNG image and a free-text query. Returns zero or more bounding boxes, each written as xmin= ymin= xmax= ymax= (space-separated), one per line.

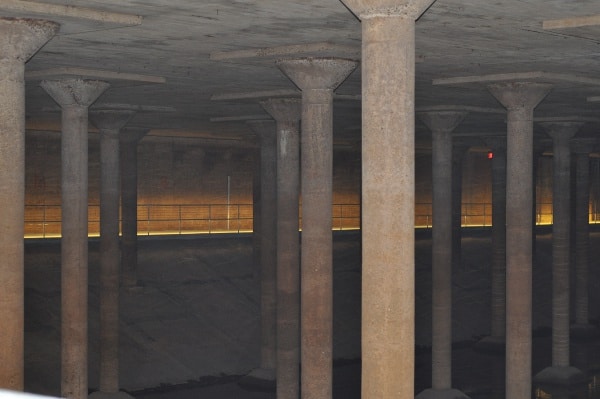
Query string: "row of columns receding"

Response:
xmin=2 ymin=1 xmax=600 ymax=398
xmin=244 ymin=1 xmax=600 ymax=399
xmin=0 ymin=16 xmax=148 ymax=399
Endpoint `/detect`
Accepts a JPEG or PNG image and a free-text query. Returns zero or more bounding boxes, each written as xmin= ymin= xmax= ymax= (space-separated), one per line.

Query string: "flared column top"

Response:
xmin=276 ymin=57 xmax=357 ymax=91
xmin=0 ymin=17 xmax=59 ymax=62
xmin=487 ymin=82 xmax=552 ymax=111
xmin=90 ymin=109 xmax=136 ymax=132
xmin=340 ymin=0 xmax=437 ymax=19
xmin=418 ymin=111 xmax=468 ymax=134
xmin=41 ymin=79 xmax=109 ymax=108
xmin=260 ymin=98 xmax=301 ymax=123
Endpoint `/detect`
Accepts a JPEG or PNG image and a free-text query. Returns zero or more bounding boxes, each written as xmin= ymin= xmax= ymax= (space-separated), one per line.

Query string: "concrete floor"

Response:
xmin=24 ymin=229 xmax=600 ymax=398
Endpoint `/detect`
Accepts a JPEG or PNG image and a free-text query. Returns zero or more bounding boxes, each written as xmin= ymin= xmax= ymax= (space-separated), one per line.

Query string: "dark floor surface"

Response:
xmin=133 ymin=334 xmax=600 ymax=399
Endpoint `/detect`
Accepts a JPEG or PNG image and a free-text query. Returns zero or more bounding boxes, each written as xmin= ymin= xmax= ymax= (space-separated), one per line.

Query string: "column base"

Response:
xmin=89 ymin=391 xmax=135 ymax=399
xmin=473 ymin=335 xmax=505 ymax=354
xmin=415 ymin=388 xmax=470 ymax=399
xmin=237 ymin=367 xmax=276 ymax=392
xmin=570 ymin=323 xmax=600 ymax=340
xmin=533 ymin=366 xmax=587 ymax=386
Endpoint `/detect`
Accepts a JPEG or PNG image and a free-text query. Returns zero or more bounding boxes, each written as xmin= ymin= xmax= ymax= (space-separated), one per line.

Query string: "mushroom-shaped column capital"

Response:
xmin=0 ymin=17 xmax=59 ymax=62
xmin=260 ymin=98 xmax=301 ymax=124
xmin=540 ymin=121 xmax=584 ymax=142
xmin=41 ymin=79 xmax=109 ymax=108
xmin=487 ymin=82 xmax=552 ymax=111
xmin=276 ymin=57 xmax=357 ymax=92
xmin=90 ymin=109 xmax=136 ymax=133
xmin=418 ymin=111 xmax=468 ymax=135
xmin=340 ymin=0 xmax=437 ymax=20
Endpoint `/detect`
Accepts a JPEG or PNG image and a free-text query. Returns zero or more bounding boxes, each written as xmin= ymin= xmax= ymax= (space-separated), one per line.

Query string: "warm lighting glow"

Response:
xmin=487 ymin=151 xmax=493 ymax=159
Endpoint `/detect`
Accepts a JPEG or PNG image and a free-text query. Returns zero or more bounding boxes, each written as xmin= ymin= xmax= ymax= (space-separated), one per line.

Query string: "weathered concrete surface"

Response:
xmin=40 ymin=78 xmax=109 ymax=399
xmin=570 ymin=138 xmax=600 ymax=340
xmin=277 ymin=57 xmax=357 ymax=399
xmin=533 ymin=122 xmax=585 ymax=385
xmin=246 ymin=120 xmax=277 ymax=385
xmin=418 ymin=110 xmax=467 ymax=395
xmin=0 ymin=16 xmax=58 ymax=390
xmin=337 ymin=1 xmax=434 ymax=397
xmin=89 ymin=110 xmax=136 ymax=395
xmin=260 ymin=98 xmax=301 ymax=399
xmin=487 ymin=81 xmax=551 ymax=399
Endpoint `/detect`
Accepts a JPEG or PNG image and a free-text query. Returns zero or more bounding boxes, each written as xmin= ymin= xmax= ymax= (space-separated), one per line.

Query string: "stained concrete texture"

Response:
xmin=23 ymin=230 xmax=600 ymax=397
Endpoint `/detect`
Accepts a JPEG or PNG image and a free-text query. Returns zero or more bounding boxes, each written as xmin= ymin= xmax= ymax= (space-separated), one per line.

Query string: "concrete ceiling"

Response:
xmin=14 ymin=0 xmax=600 ymax=147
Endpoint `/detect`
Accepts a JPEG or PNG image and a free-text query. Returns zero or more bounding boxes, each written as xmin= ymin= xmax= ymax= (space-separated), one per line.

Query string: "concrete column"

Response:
xmin=120 ymin=128 xmax=148 ymax=289
xmin=534 ymin=122 xmax=585 ymax=386
xmin=0 ymin=17 xmax=58 ymax=391
xmin=277 ymin=58 xmax=357 ymax=399
xmin=246 ymin=120 xmax=277 ymax=387
xmin=41 ymin=79 xmax=110 ymax=399
xmin=486 ymin=82 xmax=551 ymax=399
xmin=417 ymin=111 xmax=468 ymax=399
xmin=260 ymin=98 xmax=302 ymax=399
xmin=570 ymin=138 xmax=599 ymax=339
xmin=451 ymin=140 xmax=470 ymax=270
xmin=336 ymin=1 xmax=435 ymax=397
xmin=477 ymin=136 xmax=507 ymax=351
xmin=89 ymin=110 xmax=135 ymax=398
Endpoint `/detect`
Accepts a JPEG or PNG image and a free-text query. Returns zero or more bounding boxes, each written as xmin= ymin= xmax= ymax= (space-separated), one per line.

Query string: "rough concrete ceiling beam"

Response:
xmin=534 ymin=116 xmax=600 ymax=123
xmin=211 ymin=90 xmax=360 ymax=101
xmin=210 ymin=41 xmax=359 ymax=61
xmin=543 ymin=14 xmax=600 ymax=30
xmin=0 ymin=0 xmax=141 ymax=27
xmin=210 ymin=114 xmax=270 ymax=122
xmin=43 ymin=103 xmax=176 ymax=113
xmin=416 ymin=105 xmax=505 ymax=114
xmin=26 ymin=67 xmax=165 ymax=84
xmin=433 ymin=71 xmax=600 ymax=87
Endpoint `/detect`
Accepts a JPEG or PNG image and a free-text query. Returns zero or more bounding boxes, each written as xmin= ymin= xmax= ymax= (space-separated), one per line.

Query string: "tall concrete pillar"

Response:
xmin=337 ymin=1 xmax=435 ymax=397
xmin=120 ymin=127 xmax=148 ymax=289
xmin=89 ymin=110 xmax=135 ymax=398
xmin=451 ymin=140 xmax=470 ymax=270
xmin=0 ymin=17 xmax=58 ymax=391
xmin=477 ymin=136 xmax=507 ymax=351
xmin=41 ymin=79 xmax=110 ymax=399
xmin=417 ymin=111 xmax=469 ymax=399
xmin=570 ymin=138 xmax=600 ymax=339
xmin=277 ymin=58 xmax=357 ymax=399
xmin=486 ymin=82 xmax=551 ymax=399
xmin=260 ymin=98 xmax=302 ymax=399
xmin=534 ymin=122 xmax=585 ymax=386
xmin=245 ymin=120 xmax=277 ymax=387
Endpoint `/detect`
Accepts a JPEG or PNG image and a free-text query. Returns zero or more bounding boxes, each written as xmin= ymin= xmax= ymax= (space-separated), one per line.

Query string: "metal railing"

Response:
xmin=24 ymin=203 xmax=361 ymax=238
xmin=24 ymin=201 xmax=600 ymax=238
